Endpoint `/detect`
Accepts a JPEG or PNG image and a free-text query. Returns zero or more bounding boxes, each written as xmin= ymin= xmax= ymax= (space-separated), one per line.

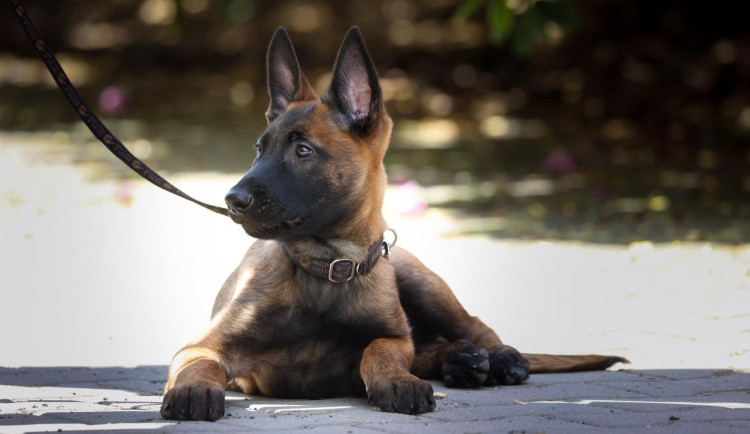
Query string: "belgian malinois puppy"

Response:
xmin=160 ymin=27 xmax=625 ymax=421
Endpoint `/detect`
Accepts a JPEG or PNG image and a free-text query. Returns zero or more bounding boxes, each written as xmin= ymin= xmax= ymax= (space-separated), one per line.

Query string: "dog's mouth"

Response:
xmin=284 ymin=217 xmax=305 ymax=228
xmin=231 ymin=213 xmax=306 ymax=238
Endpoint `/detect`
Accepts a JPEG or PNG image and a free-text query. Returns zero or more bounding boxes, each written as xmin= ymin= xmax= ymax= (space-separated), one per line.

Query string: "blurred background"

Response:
xmin=1 ymin=1 xmax=749 ymax=369
xmin=2 ymin=0 xmax=749 ymax=243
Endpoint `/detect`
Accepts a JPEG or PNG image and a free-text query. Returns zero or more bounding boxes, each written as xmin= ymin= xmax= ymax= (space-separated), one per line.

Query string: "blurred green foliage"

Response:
xmin=454 ymin=0 xmax=578 ymax=55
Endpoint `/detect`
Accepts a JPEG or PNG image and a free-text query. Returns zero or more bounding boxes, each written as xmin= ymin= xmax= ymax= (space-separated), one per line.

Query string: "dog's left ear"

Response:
xmin=324 ymin=27 xmax=383 ymax=132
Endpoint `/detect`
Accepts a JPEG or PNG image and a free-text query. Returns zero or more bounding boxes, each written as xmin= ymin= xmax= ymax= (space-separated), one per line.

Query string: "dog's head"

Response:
xmin=226 ymin=27 xmax=392 ymax=241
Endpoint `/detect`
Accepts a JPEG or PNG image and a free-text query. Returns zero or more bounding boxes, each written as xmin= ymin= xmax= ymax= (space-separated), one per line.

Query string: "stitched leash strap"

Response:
xmin=283 ymin=236 xmax=388 ymax=284
xmin=8 ymin=0 xmax=229 ymax=216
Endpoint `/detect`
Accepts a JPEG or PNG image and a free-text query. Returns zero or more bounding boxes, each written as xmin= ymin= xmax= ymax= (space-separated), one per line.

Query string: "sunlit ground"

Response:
xmin=1 ymin=131 xmax=749 ymax=371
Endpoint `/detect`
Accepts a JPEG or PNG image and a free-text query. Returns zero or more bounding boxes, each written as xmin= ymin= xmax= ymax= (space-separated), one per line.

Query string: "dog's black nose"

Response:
xmin=225 ymin=188 xmax=252 ymax=213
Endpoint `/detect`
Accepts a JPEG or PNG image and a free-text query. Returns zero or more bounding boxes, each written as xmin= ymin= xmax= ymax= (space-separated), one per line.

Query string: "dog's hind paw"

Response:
xmin=485 ymin=344 xmax=530 ymax=386
xmin=161 ymin=381 xmax=225 ymax=422
xmin=368 ymin=374 xmax=436 ymax=414
xmin=441 ymin=339 xmax=491 ymax=388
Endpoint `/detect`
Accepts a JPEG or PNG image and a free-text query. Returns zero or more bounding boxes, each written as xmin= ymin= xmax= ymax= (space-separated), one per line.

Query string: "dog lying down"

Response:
xmin=160 ymin=26 xmax=627 ymax=421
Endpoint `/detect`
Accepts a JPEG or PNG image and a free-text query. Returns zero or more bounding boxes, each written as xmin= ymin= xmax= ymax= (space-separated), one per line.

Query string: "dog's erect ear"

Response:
xmin=325 ymin=27 xmax=383 ymax=132
xmin=266 ymin=27 xmax=317 ymax=123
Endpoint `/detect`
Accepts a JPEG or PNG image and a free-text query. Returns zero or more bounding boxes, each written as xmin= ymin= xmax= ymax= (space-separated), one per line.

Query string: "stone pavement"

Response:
xmin=1 ymin=365 xmax=750 ymax=433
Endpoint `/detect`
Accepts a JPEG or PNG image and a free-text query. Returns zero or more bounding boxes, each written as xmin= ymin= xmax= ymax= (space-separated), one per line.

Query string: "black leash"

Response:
xmin=8 ymin=0 xmax=229 ymax=216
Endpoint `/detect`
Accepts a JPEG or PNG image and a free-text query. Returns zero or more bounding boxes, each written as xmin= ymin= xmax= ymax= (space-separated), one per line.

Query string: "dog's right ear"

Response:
xmin=265 ymin=27 xmax=317 ymax=123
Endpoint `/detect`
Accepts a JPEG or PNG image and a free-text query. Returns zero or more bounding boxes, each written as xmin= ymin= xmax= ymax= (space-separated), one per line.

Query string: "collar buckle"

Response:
xmin=328 ymin=258 xmax=358 ymax=283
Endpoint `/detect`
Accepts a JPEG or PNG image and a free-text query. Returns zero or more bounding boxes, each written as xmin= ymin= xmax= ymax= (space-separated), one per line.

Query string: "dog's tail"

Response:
xmin=522 ymin=353 xmax=629 ymax=373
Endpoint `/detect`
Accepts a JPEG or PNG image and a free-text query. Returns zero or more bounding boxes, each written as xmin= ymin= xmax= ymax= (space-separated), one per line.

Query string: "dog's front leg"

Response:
xmin=161 ymin=347 xmax=227 ymax=421
xmin=360 ymin=337 xmax=436 ymax=414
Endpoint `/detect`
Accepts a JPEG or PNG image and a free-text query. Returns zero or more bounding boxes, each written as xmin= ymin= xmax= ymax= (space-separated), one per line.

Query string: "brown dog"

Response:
xmin=160 ymin=27 xmax=625 ymax=421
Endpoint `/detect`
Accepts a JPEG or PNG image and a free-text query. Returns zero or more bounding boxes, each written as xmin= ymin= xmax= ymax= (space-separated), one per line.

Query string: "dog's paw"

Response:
xmin=161 ymin=381 xmax=225 ymax=421
xmin=484 ymin=344 xmax=530 ymax=386
xmin=441 ymin=339 xmax=491 ymax=388
xmin=367 ymin=374 xmax=436 ymax=414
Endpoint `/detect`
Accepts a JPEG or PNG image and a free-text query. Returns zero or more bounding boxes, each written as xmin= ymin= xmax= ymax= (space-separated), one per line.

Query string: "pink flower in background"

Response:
xmin=98 ymin=85 xmax=128 ymax=114
xmin=390 ymin=179 xmax=428 ymax=216
xmin=115 ymin=180 xmax=135 ymax=206
xmin=594 ymin=186 xmax=612 ymax=202
xmin=542 ymin=149 xmax=577 ymax=175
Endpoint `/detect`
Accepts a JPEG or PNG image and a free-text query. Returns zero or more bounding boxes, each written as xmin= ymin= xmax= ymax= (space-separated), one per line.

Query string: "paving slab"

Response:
xmin=2 ymin=366 xmax=750 ymax=433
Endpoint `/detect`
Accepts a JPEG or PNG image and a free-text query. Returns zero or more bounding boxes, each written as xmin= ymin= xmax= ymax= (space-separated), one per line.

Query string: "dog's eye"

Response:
xmin=254 ymin=143 xmax=262 ymax=157
xmin=295 ymin=144 xmax=313 ymax=158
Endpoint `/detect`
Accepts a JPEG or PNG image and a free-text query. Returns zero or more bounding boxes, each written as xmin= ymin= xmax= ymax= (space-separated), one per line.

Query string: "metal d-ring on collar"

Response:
xmin=381 ymin=227 xmax=398 ymax=260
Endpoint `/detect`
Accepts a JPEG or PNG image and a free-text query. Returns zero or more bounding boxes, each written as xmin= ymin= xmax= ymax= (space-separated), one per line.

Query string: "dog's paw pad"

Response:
xmin=441 ymin=339 xmax=490 ymax=388
xmin=368 ymin=375 xmax=436 ymax=414
xmin=161 ymin=382 xmax=225 ymax=421
xmin=485 ymin=345 xmax=530 ymax=386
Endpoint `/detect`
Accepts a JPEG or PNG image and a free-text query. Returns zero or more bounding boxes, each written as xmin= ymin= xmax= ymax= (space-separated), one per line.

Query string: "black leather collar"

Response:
xmin=282 ymin=229 xmax=399 ymax=283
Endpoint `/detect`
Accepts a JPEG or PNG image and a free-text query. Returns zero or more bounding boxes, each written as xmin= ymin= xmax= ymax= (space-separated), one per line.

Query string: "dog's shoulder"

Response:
xmin=212 ymin=240 xmax=291 ymax=314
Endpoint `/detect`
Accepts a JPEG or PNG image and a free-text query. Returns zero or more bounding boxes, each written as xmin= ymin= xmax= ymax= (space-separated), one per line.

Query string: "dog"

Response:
xmin=160 ymin=26 xmax=626 ymax=421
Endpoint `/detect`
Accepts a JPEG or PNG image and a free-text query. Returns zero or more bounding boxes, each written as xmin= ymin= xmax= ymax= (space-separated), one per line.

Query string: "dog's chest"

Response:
xmin=256 ymin=296 xmax=385 ymax=349
xmin=229 ymin=298 xmax=382 ymax=398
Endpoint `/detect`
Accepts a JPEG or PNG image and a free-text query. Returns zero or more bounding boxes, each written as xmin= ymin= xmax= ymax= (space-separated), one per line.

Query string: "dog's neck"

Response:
xmin=279 ymin=218 xmax=388 ymax=284
xmin=282 ymin=216 xmax=387 ymax=265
